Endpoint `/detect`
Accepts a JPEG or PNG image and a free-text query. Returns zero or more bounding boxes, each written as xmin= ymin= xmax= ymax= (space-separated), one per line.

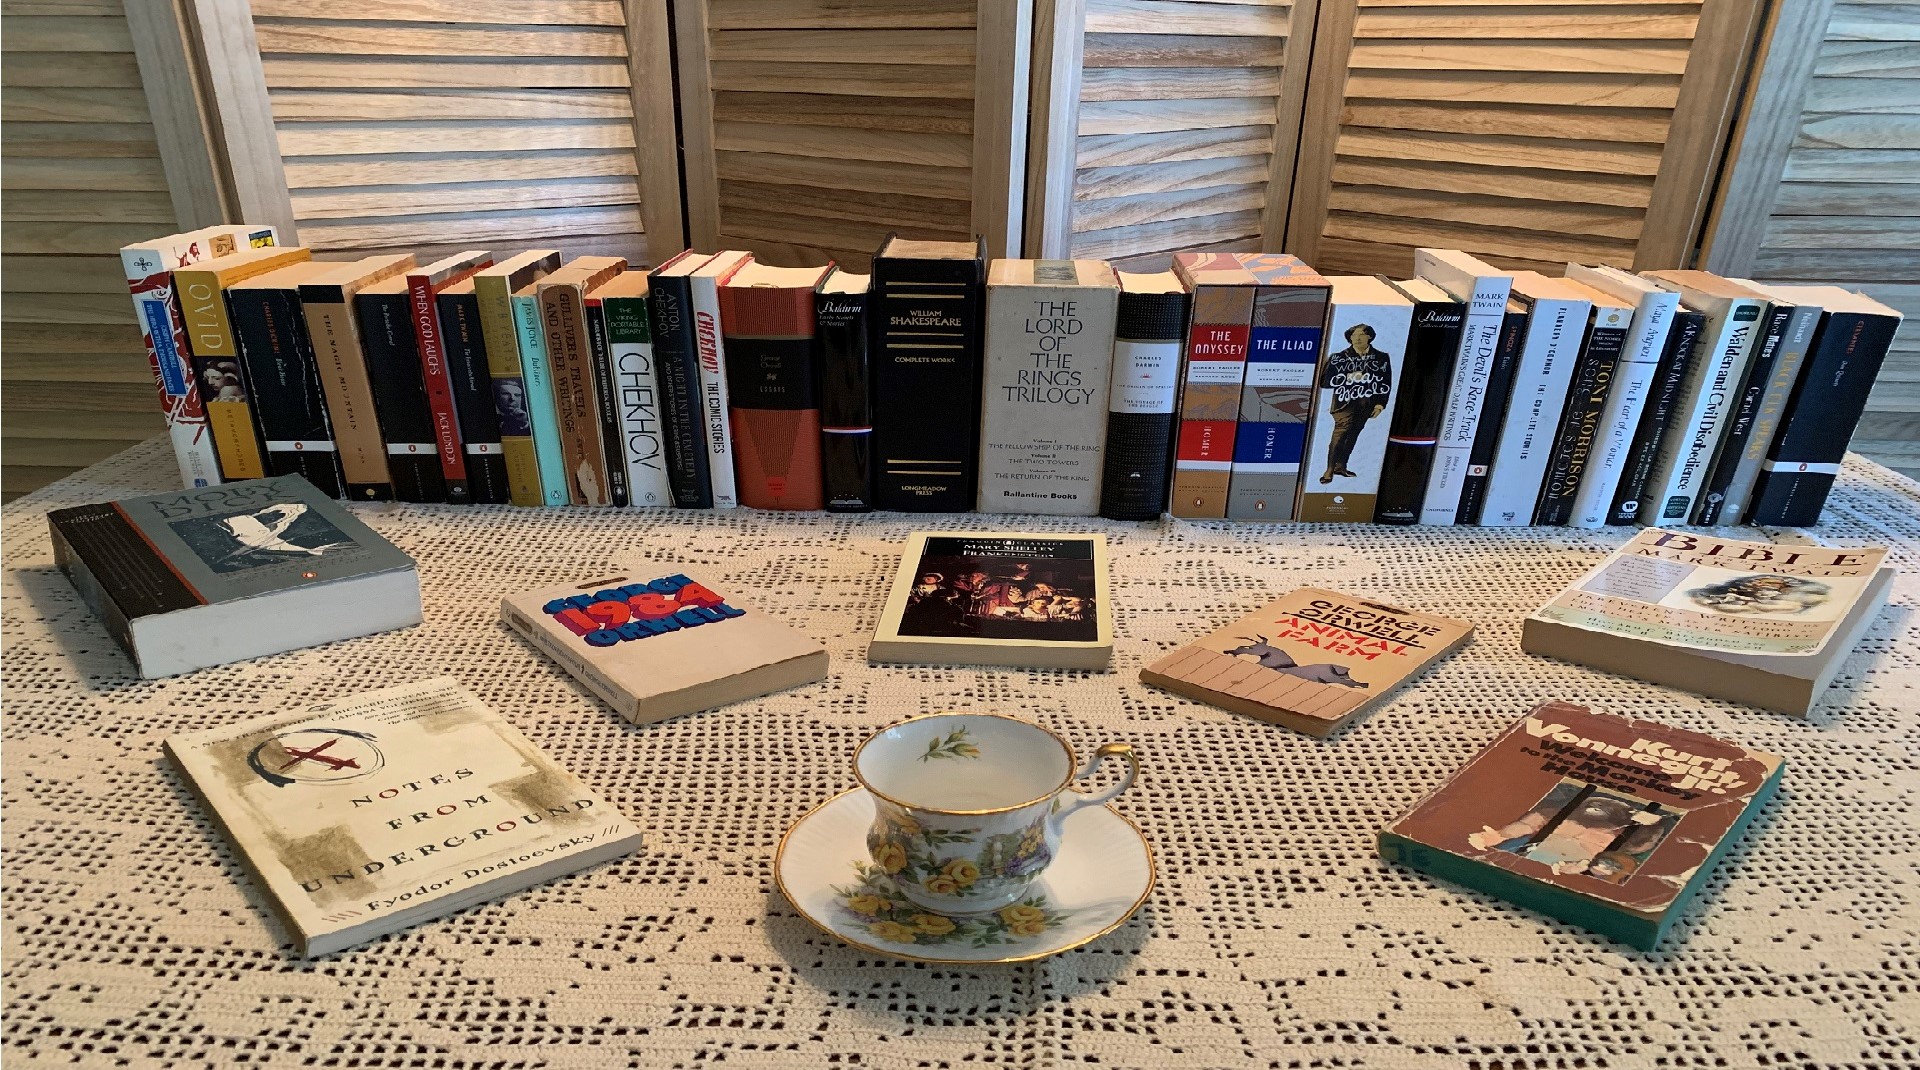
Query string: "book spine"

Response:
xmin=1748 ymin=310 xmax=1899 ymax=526
xmin=1534 ymin=318 xmax=1626 ymax=525
xmin=584 ymin=299 xmax=630 ymax=507
xmin=1694 ymin=303 xmax=1792 ymax=525
xmin=1609 ymin=310 xmax=1705 ymax=525
xmin=1642 ymin=297 xmax=1766 ymax=525
xmin=406 ymin=275 xmax=471 ymax=503
xmin=354 ymin=289 xmax=447 ymax=502
xmin=1099 ymin=289 xmax=1187 ymax=520
xmin=512 ymin=292 xmax=570 ymax=506
xmin=127 ymin=270 xmax=224 ymax=488
xmin=437 ymin=290 xmax=510 ymax=504
xmin=176 ymin=269 xmax=269 ymax=481
xmin=647 ymin=274 xmax=713 ymax=508
xmin=817 ymin=287 xmax=875 ymax=512
xmin=1374 ymin=301 xmax=1464 ymax=524
xmin=1569 ymin=297 xmax=1675 ymax=529
xmin=541 ymin=283 xmax=612 ymax=506
xmin=1456 ymin=308 xmax=1529 ymax=524
xmin=871 ymin=256 xmax=986 ymax=512
xmin=689 ymin=273 xmax=739 ymax=509
xmin=1297 ymin=302 xmax=1412 ymax=522
xmin=605 ymin=295 xmax=674 ymax=507
xmin=1480 ymin=299 xmax=1585 ymax=526
xmin=474 ymin=275 xmax=544 ymax=506
xmin=1422 ymin=279 xmax=1510 ymax=524
xmin=228 ymin=286 xmax=346 ymax=497
xmin=1169 ymin=284 xmax=1251 ymax=518
xmin=721 ymin=284 xmax=824 ymax=510
xmin=303 ymin=291 xmax=395 ymax=502
xmin=1226 ymin=284 xmax=1328 ymax=520
xmin=1720 ymin=304 xmax=1821 ymax=525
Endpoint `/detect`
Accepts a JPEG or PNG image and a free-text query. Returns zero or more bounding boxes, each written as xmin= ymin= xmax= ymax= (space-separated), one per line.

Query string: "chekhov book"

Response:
xmin=1414 ymin=249 xmax=1513 ymax=525
xmin=1522 ymin=528 xmax=1893 ymax=715
xmin=978 ymin=259 xmax=1119 ymax=515
xmin=175 ymin=245 xmax=314 ymax=483
xmin=1140 ymin=589 xmax=1472 ymax=737
xmin=1099 ymin=270 xmax=1188 ymax=521
xmin=1225 ymin=255 xmax=1333 ymax=521
xmin=1297 ymin=276 xmax=1412 ymax=522
xmin=164 ymin=676 xmax=643 ymax=957
xmin=595 ymin=271 xmax=674 ymax=508
xmin=869 ymin=532 xmax=1112 ymax=669
xmin=48 ymin=475 xmax=420 ymax=679
xmin=1379 ymin=701 xmax=1783 ymax=950
xmin=1168 ymin=253 xmax=1257 ymax=518
xmin=1373 ymin=279 xmax=1465 ymax=524
xmin=871 ymin=236 xmax=988 ymax=512
xmin=501 ymin=570 xmax=827 ymax=725
xmin=720 ymin=260 xmax=834 ymax=511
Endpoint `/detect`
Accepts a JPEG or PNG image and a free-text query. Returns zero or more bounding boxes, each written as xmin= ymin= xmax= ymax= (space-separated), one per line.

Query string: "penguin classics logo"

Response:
xmin=248 ymin=727 xmax=384 ymax=787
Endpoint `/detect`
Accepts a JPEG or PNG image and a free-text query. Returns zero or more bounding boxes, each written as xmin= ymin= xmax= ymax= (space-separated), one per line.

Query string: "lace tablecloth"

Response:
xmin=5 ymin=439 xmax=1918 ymax=1069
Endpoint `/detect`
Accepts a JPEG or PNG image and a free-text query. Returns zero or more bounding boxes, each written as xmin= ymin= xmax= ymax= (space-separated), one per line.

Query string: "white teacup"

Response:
xmin=852 ymin=712 xmax=1139 ymax=914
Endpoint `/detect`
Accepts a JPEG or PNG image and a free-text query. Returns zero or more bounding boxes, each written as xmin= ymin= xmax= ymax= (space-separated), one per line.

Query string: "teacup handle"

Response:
xmin=1053 ymin=743 xmax=1139 ymax=824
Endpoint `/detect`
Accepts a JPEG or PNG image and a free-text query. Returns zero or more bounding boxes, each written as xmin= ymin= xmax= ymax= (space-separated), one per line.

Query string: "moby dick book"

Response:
xmin=1379 ymin=701 xmax=1783 ymax=949
xmin=165 ymin=676 xmax=644 ymax=956
xmin=1140 ymin=588 xmax=1472 ymax=737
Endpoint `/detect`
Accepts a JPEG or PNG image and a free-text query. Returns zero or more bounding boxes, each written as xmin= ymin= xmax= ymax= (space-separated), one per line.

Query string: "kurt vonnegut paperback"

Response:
xmin=870 ymin=532 xmax=1113 ymax=669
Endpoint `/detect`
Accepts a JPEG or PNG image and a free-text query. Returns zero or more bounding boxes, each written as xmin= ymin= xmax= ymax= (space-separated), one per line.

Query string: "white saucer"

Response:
xmin=775 ymin=787 xmax=1154 ymax=963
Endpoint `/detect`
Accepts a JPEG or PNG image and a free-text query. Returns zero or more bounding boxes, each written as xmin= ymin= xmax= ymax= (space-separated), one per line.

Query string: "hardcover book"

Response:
xmin=302 ymin=254 xmax=415 ymax=502
xmin=513 ymin=281 xmax=573 ymax=506
xmin=1140 ymin=588 xmax=1472 ymax=737
xmin=472 ymin=250 xmax=564 ymax=507
xmin=871 ymin=237 xmax=988 ymax=512
xmin=355 ymin=277 xmax=446 ymax=503
xmin=1609 ymin=307 xmax=1706 ymax=525
xmin=406 ymin=251 xmax=495 ymax=504
xmin=1693 ymin=297 xmax=1796 ymax=525
xmin=164 ymin=676 xmax=643 ymax=956
xmin=1099 ymin=269 xmax=1188 ymax=521
xmin=1716 ymin=282 xmax=1825 ymax=526
xmin=1478 ymin=273 xmax=1591 ymax=527
xmin=1414 ymin=249 xmax=1514 ymax=525
xmin=1168 ymin=253 xmax=1257 ymax=518
xmin=1455 ymin=299 xmax=1529 ymax=525
xmin=1640 ymin=271 xmax=1770 ymax=525
xmin=175 ymin=246 xmax=314 ymax=483
xmin=691 ymin=251 xmax=754 ymax=509
xmin=436 ymin=278 xmax=512 ymax=504
xmin=538 ymin=256 xmax=627 ymax=506
xmin=1296 ymin=276 xmax=1412 ymax=523
xmin=596 ymin=271 xmax=675 ymax=508
xmin=226 ymin=260 xmax=350 ymax=498
xmin=48 ymin=475 xmax=420 ymax=679
xmin=1379 ymin=701 xmax=1783 ymax=950
xmin=977 ymin=259 xmax=1119 ymax=516
xmin=869 ymin=532 xmax=1112 ymax=669
xmin=1562 ymin=265 xmax=1679 ymax=529
xmin=501 ymin=570 xmax=828 ymax=724
xmin=1373 ymin=279 xmax=1465 ymax=524
xmin=649 ymin=251 xmax=717 ymax=508
xmin=817 ymin=269 xmax=875 ymax=512
xmin=721 ymin=260 xmax=834 ymax=510
xmin=1226 ymin=255 xmax=1333 ymax=521
xmin=1534 ymin=287 xmax=1632 ymax=526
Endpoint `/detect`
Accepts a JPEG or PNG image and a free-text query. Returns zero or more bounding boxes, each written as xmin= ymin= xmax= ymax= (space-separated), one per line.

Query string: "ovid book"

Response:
xmin=1379 ymin=701 xmax=1783 ymax=950
xmin=869 ymin=532 xmax=1112 ymax=669
xmin=1522 ymin=529 xmax=1892 ymax=715
xmin=1140 ymin=588 xmax=1472 ymax=736
xmin=48 ymin=475 xmax=420 ymax=679
xmin=165 ymin=676 xmax=644 ymax=956
xmin=501 ymin=570 xmax=827 ymax=724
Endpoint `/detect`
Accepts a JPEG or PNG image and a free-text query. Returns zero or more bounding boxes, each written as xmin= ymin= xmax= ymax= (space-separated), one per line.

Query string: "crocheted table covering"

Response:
xmin=4 ymin=439 xmax=1917 ymax=1070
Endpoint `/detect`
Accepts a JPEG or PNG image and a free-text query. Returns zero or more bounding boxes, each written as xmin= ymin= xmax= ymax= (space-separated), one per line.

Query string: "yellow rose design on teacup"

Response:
xmin=942 ymin=858 xmax=980 ymax=888
xmin=872 ymin=842 xmax=908 ymax=874
xmin=924 ymin=875 xmax=960 ymax=895
xmin=999 ymin=903 xmax=1048 ymax=937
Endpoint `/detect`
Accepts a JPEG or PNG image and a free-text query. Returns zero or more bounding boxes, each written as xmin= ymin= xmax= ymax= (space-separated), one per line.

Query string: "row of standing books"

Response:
xmin=122 ymin=229 xmax=1900 ymax=528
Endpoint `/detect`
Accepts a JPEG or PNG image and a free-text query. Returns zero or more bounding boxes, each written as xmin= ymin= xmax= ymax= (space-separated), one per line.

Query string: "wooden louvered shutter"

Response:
xmin=1286 ymin=0 xmax=1763 ymax=278
xmin=673 ymin=0 xmax=1032 ymax=270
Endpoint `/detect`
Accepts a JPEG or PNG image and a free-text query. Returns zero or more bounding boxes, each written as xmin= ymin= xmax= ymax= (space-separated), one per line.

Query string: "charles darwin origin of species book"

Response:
xmin=226 ymin=259 xmax=351 ymax=499
xmin=472 ymin=250 xmax=563 ymax=507
xmin=356 ymin=276 xmax=446 ymax=503
xmin=1099 ymin=269 xmax=1188 ymax=521
xmin=596 ymin=271 xmax=675 ymax=508
xmin=1379 ymin=701 xmax=1783 ymax=950
xmin=165 ymin=676 xmax=643 ymax=956
xmin=406 ymin=251 xmax=494 ymax=505
xmin=1226 ymin=255 xmax=1333 ymax=521
xmin=435 ymin=278 xmax=513 ymax=504
xmin=720 ymin=260 xmax=834 ymax=511
xmin=978 ymin=259 xmax=1119 ymax=516
xmin=817 ymin=269 xmax=876 ymax=512
xmin=871 ymin=237 xmax=989 ymax=512
xmin=1140 ymin=589 xmax=1472 ymax=737
xmin=1522 ymin=528 xmax=1893 ymax=715
xmin=1374 ymin=279 xmax=1465 ymax=524
xmin=302 ymin=254 xmax=415 ymax=502
xmin=650 ymin=251 xmax=717 ymax=508
xmin=538 ymin=256 xmax=627 ymax=506
xmin=176 ymin=245 xmax=314 ymax=483
xmin=1561 ymin=264 xmax=1678 ymax=529
xmin=1296 ymin=276 xmax=1412 ymax=522
xmin=1414 ymin=249 xmax=1513 ymax=525
xmin=1168 ymin=252 xmax=1258 ymax=518
xmin=870 ymin=532 xmax=1113 ymax=669
xmin=48 ymin=475 xmax=420 ymax=679
xmin=501 ymin=570 xmax=827 ymax=724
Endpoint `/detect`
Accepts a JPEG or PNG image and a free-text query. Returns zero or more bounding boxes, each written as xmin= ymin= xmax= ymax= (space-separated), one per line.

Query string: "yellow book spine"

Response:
xmin=475 ymin=274 xmax=544 ymax=506
xmin=176 ymin=267 xmax=267 ymax=480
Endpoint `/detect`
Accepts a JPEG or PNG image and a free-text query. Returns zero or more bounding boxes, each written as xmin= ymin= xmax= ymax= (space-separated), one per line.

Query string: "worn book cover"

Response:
xmin=870 ymin=532 xmax=1112 ymax=669
xmin=1379 ymin=701 xmax=1784 ymax=949
xmin=1296 ymin=276 xmax=1412 ymax=522
xmin=1141 ymin=588 xmax=1471 ymax=737
xmin=165 ymin=676 xmax=643 ymax=956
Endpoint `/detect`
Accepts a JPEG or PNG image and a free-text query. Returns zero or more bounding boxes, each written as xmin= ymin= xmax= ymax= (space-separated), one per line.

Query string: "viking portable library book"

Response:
xmin=501 ymin=570 xmax=827 ymax=725
xmin=1140 ymin=589 xmax=1472 ymax=737
xmin=870 ymin=532 xmax=1113 ymax=669
xmin=1379 ymin=701 xmax=1783 ymax=950
xmin=48 ymin=476 xmax=420 ymax=679
xmin=165 ymin=676 xmax=644 ymax=957
xmin=1099 ymin=269 xmax=1187 ymax=521
xmin=1522 ymin=529 xmax=1893 ymax=715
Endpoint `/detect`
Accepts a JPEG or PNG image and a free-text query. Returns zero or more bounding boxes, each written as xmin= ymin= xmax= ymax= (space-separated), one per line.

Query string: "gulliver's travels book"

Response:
xmin=1140 ymin=589 xmax=1472 ymax=736
xmin=1522 ymin=528 xmax=1892 ymax=715
xmin=869 ymin=532 xmax=1113 ymax=669
xmin=165 ymin=676 xmax=644 ymax=956
xmin=501 ymin=570 xmax=828 ymax=724
xmin=1379 ymin=701 xmax=1783 ymax=949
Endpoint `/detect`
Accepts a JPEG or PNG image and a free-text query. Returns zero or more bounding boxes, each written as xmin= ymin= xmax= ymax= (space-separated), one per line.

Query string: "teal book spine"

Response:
xmin=514 ymin=291 xmax=571 ymax=506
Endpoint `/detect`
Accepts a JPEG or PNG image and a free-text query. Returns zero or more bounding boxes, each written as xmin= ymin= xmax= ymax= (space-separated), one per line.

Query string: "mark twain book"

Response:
xmin=175 ymin=246 xmax=314 ymax=483
xmin=650 ymin=251 xmax=717 ymax=508
xmin=406 ymin=251 xmax=494 ymax=504
xmin=165 ymin=676 xmax=643 ymax=957
xmin=1226 ymin=255 xmax=1333 ymax=521
xmin=1455 ymin=298 xmax=1529 ymax=524
xmin=1374 ymin=279 xmax=1465 ymax=524
xmin=721 ymin=260 xmax=834 ymax=510
xmin=1297 ymin=276 xmax=1412 ymax=523
xmin=302 ymin=254 xmax=415 ymax=502
xmin=1380 ymin=702 xmax=1783 ymax=949
xmin=871 ymin=237 xmax=988 ymax=511
xmin=1099 ymin=270 xmax=1188 ymax=521
xmin=355 ymin=277 xmax=445 ymax=502
xmin=1141 ymin=589 xmax=1472 ymax=737
xmin=1168 ymin=253 xmax=1256 ymax=518
xmin=472 ymin=250 xmax=563 ymax=506
xmin=538 ymin=256 xmax=627 ymax=505
xmin=1414 ymin=250 xmax=1513 ymax=525
xmin=501 ymin=570 xmax=827 ymax=724
xmin=49 ymin=475 xmax=420 ymax=679
xmin=869 ymin=532 xmax=1112 ymax=669
xmin=227 ymin=260 xmax=350 ymax=499
xmin=817 ymin=269 xmax=875 ymax=512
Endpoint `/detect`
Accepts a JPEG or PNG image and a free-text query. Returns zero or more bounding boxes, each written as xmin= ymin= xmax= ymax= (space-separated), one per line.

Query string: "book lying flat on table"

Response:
xmin=1140 ymin=588 xmax=1473 ymax=736
xmin=166 ymin=677 xmax=644 ymax=957
xmin=1522 ymin=528 xmax=1892 ymax=716
xmin=869 ymin=532 xmax=1113 ymax=669
xmin=1379 ymin=701 xmax=1783 ymax=950
xmin=48 ymin=475 xmax=420 ymax=678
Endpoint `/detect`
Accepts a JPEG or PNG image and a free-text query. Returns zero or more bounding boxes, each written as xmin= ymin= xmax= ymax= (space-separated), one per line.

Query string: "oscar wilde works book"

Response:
xmin=870 ymin=532 xmax=1112 ymax=669
xmin=1379 ymin=701 xmax=1783 ymax=949
xmin=817 ymin=269 xmax=875 ymax=512
xmin=165 ymin=676 xmax=644 ymax=956
xmin=1140 ymin=589 xmax=1472 ymax=737
xmin=1297 ymin=276 xmax=1413 ymax=523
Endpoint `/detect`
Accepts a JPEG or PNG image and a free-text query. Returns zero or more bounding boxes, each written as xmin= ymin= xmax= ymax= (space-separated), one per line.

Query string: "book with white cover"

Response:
xmin=1562 ymin=265 xmax=1678 ymax=528
xmin=689 ymin=251 xmax=752 ymax=508
xmin=164 ymin=677 xmax=644 ymax=956
xmin=1414 ymin=249 xmax=1513 ymax=525
xmin=1639 ymin=272 xmax=1769 ymax=526
xmin=1297 ymin=276 xmax=1413 ymax=522
xmin=1479 ymin=273 xmax=1591 ymax=526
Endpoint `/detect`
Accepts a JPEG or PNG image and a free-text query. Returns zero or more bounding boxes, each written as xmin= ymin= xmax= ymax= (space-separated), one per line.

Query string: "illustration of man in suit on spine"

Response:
xmin=1318 ymin=323 xmax=1393 ymax=484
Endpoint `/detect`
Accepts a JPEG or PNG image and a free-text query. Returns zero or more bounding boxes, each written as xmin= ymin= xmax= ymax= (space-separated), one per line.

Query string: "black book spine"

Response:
xmin=1748 ymin=310 xmax=1899 ymax=526
xmin=1099 ymin=287 xmax=1189 ymax=520
xmin=647 ymin=272 xmax=712 ymax=508
xmin=871 ymin=244 xmax=986 ymax=511
xmin=355 ymin=289 xmax=447 ymax=503
xmin=1534 ymin=319 xmax=1627 ymax=526
xmin=1608 ymin=309 xmax=1705 ymax=525
xmin=437 ymin=290 xmax=512 ymax=505
xmin=1374 ymin=297 xmax=1466 ymax=524
xmin=1694 ymin=303 xmax=1791 ymax=525
xmin=583 ymin=300 xmax=630 ymax=507
xmin=817 ymin=286 xmax=875 ymax=512
xmin=1456 ymin=307 xmax=1528 ymax=524
xmin=227 ymin=286 xmax=346 ymax=498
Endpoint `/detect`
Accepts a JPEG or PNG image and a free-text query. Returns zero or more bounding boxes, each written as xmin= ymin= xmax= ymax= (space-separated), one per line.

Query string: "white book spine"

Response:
xmin=1567 ymin=292 xmax=1677 ymax=527
xmin=688 ymin=273 xmax=739 ymax=509
xmin=1420 ymin=276 xmax=1511 ymax=524
xmin=1640 ymin=297 xmax=1766 ymax=525
xmin=610 ymin=327 xmax=674 ymax=508
xmin=1480 ymin=298 xmax=1587 ymax=526
xmin=1718 ymin=303 xmax=1821 ymax=524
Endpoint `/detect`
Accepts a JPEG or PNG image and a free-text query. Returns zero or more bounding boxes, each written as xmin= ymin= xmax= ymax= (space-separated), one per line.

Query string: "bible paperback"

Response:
xmin=164 ymin=676 xmax=644 ymax=956
xmin=1379 ymin=701 xmax=1783 ymax=950
xmin=869 ymin=532 xmax=1112 ymax=669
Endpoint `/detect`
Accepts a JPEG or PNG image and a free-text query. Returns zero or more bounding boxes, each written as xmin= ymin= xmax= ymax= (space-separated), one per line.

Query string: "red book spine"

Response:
xmin=718 ymin=283 xmax=824 ymax=510
xmin=407 ymin=273 xmax=471 ymax=501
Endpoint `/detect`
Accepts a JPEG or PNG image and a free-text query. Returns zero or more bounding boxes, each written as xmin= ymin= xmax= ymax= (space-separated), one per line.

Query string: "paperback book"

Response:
xmin=175 ymin=245 xmax=314 ymax=483
xmin=356 ymin=276 xmax=447 ymax=503
xmin=648 ymin=251 xmax=717 ymax=508
xmin=869 ymin=532 xmax=1112 ymax=669
xmin=597 ymin=271 xmax=675 ymax=507
xmin=1478 ymin=273 xmax=1591 ymax=527
xmin=1296 ymin=276 xmax=1412 ymax=522
xmin=1415 ymin=250 xmax=1513 ymax=525
xmin=1373 ymin=280 xmax=1465 ymax=524
xmin=303 ymin=254 xmax=415 ymax=502
xmin=1640 ymin=271 xmax=1768 ymax=525
xmin=691 ymin=251 xmax=754 ymax=509
xmin=1561 ymin=265 xmax=1678 ymax=529
xmin=226 ymin=260 xmax=350 ymax=498
xmin=817 ymin=269 xmax=876 ymax=512
xmin=1533 ymin=287 xmax=1631 ymax=526
xmin=406 ymin=251 xmax=494 ymax=504
xmin=472 ymin=250 xmax=564 ymax=507
xmin=1226 ymin=255 xmax=1331 ymax=521
xmin=1168 ymin=253 xmax=1257 ymax=518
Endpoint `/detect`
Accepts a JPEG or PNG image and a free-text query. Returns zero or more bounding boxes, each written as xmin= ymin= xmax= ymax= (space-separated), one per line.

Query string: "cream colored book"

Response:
xmin=869 ymin=531 xmax=1113 ymax=669
xmin=164 ymin=677 xmax=643 ymax=957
